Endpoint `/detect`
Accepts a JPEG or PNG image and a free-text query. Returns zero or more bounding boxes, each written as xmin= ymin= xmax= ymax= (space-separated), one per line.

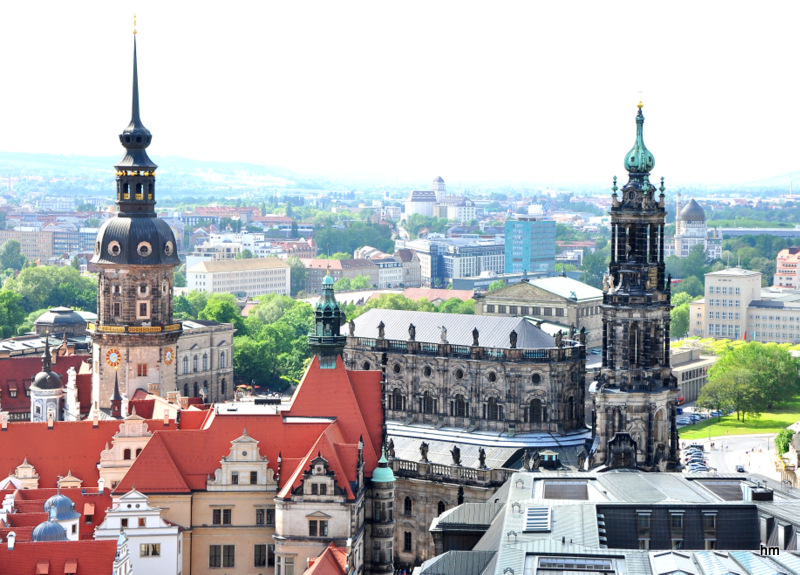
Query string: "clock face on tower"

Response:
xmin=164 ymin=347 xmax=174 ymax=365
xmin=106 ymin=348 xmax=121 ymax=368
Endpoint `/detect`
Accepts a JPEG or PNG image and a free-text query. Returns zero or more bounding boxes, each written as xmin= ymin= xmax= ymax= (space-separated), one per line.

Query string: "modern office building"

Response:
xmin=504 ymin=216 xmax=556 ymax=275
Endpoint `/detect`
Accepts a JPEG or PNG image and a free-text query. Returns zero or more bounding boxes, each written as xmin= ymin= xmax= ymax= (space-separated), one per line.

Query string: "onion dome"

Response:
xmin=623 ymin=102 xmax=655 ymax=174
xmin=31 ymin=337 xmax=62 ymax=391
xmin=371 ymin=447 xmax=395 ymax=483
xmin=679 ymin=198 xmax=706 ymax=222
xmin=32 ymin=509 xmax=68 ymax=542
xmin=43 ymin=494 xmax=80 ymax=521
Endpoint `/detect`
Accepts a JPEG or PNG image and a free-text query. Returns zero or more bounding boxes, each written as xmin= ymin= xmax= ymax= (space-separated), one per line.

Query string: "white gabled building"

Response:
xmin=95 ymin=488 xmax=183 ymax=575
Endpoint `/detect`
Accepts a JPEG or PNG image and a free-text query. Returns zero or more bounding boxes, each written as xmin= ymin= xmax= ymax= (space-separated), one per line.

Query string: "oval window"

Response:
xmin=108 ymin=241 xmax=121 ymax=257
xmin=455 ymin=369 xmax=464 ymax=380
xmin=164 ymin=241 xmax=174 ymax=256
xmin=423 ymin=366 xmax=432 ymax=377
xmin=532 ymin=373 xmax=541 ymax=384
xmin=137 ymin=242 xmax=152 ymax=257
xmin=488 ymin=372 xmax=497 ymax=382
xmin=393 ymin=363 xmax=401 ymax=374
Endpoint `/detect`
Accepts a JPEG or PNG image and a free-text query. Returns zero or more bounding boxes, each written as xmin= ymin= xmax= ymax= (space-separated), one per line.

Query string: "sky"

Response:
xmin=1 ymin=1 xmax=798 ymax=188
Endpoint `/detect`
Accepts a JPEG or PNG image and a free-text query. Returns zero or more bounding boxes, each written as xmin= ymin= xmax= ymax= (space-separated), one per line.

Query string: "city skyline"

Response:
xmin=1 ymin=1 xmax=798 ymax=187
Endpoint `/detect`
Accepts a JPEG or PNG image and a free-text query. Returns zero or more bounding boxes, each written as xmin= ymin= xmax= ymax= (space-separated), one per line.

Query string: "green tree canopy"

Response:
xmin=235 ymin=249 xmax=254 ymax=259
xmin=0 ymin=239 xmax=27 ymax=272
xmin=198 ymin=293 xmax=245 ymax=334
xmin=775 ymin=429 xmax=795 ymax=455
xmin=488 ymin=279 xmax=506 ymax=292
xmin=0 ymin=290 xmax=25 ymax=338
xmin=174 ymin=290 xmax=209 ymax=320
xmin=4 ymin=265 xmax=96 ymax=313
xmin=287 ymin=256 xmax=307 ymax=296
xmin=670 ymin=303 xmax=690 ymax=339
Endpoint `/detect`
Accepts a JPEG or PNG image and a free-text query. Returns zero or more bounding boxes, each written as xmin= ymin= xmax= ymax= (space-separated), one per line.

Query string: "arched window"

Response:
xmin=437 ymin=501 xmax=446 ymax=515
xmin=123 ymin=449 xmax=131 ymax=460
xmin=362 ymin=361 xmax=371 ymax=370
xmin=404 ymin=497 xmax=412 ymax=516
xmin=392 ymin=388 xmax=403 ymax=411
xmin=530 ymin=399 xmax=543 ymax=424
xmin=183 ymin=384 xmax=189 ymax=397
xmin=182 ymin=356 xmax=189 ymax=375
xmin=193 ymin=355 xmax=198 ymax=372
xmin=202 ymin=354 xmax=208 ymax=371
xmin=221 ymin=378 xmax=226 ymax=396
xmin=422 ymin=391 xmax=436 ymax=414
xmin=135 ymin=448 xmax=142 ymax=457
xmin=193 ymin=382 xmax=199 ymax=397
xmin=220 ymin=351 xmax=226 ymax=369
xmin=567 ymin=396 xmax=575 ymax=421
xmin=454 ymin=394 xmax=468 ymax=418
xmin=486 ymin=397 xmax=502 ymax=421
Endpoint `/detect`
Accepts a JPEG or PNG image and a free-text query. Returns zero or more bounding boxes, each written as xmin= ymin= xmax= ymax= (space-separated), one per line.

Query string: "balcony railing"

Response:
xmin=88 ymin=322 xmax=182 ymax=334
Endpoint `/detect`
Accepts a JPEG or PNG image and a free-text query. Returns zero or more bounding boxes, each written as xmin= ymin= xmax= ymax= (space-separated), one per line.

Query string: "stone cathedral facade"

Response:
xmin=89 ymin=37 xmax=182 ymax=410
xmin=591 ymin=103 xmax=679 ymax=471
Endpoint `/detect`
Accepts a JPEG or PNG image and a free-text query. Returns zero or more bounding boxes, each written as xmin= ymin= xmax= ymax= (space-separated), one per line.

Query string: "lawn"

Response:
xmin=679 ymin=397 xmax=800 ymax=440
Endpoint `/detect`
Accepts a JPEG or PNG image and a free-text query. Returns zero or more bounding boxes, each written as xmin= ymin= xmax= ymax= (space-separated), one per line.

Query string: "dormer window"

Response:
xmin=139 ymin=283 xmax=149 ymax=296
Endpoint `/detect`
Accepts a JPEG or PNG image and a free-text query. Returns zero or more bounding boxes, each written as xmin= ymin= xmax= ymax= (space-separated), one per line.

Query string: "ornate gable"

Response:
xmin=207 ymin=429 xmax=275 ymax=491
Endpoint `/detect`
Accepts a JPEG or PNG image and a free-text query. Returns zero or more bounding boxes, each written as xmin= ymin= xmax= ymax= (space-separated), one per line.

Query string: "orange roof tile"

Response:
xmin=305 ymin=542 xmax=348 ymax=574
xmin=0 ymin=539 xmax=118 ymax=573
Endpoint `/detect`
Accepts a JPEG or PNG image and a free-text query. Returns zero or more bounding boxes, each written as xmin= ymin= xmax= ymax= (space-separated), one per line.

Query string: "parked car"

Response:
xmin=736 ymin=465 xmax=745 ymax=472
xmin=677 ymin=418 xmax=692 ymax=425
xmin=710 ymin=410 xmax=723 ymax=417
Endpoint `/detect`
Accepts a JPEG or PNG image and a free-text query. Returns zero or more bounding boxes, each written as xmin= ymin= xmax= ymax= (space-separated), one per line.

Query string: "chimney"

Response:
xmin=7 ymin=532 xmax=15 ymax=550
xmin=98 ymin=477 xmax=105 ymax=494
xmin=147 ymin=383 xmax=161 ymax=397
xmin=166 ymin=391 xmax=179 ymax=404
xmin=163 ymin=409 xmax=170 ymax=427
xmin=47 ymin=414 xmax=54 ymax=429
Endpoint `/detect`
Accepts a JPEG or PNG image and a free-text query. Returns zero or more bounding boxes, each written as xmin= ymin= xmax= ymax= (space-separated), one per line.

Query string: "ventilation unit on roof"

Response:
xmin=523 ymin=506 xmax=551 ymax=532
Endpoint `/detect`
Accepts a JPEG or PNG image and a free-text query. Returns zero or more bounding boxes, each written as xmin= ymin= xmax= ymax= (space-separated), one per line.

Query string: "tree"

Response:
xmin=696 ymin=378 xmax=733 ymax=421
xmin=0 ymin=290 xmax=25 ymax=338
xmin=775 ymin=429 xmax=795 ymax=455
xmin=438 ymin=298 xmax=475 ymax=315
xmin=70 ymin=256 xmax=81 ymax=270
xmin=671 ymin=292 xmax=695 ymax=307
xmin=290 ymin=221 xmax=299 ymax=239
xmin=174 ymin=290 xmax=209 ymax=320
xmin=709 ymin=342 xmax=800 ymax=409
xmin=199 ymin=293 xmax=245 ymax=334
xmin=76 ymin=202 xmax=95 ymax=211
xmin=670 ymin=303 xmax=690 ymax=339
xmin=349 ymin=274 xmax=371 ymax=290
xmin=174 ymin=265 xmax=187 ymax=288
xmin=579 ymin=246 xmax=610 ymax=288
xmin=672 ymin=276 xmax=704 ymax=298
xmin=287 ymin=256 xmax=307 ymax=296
xmin=0 ymin=239 xmax=27 ymax=272
xmin=333 ymin=277 xmax=352 ymax=291
xmin=236 ymin=249 xmax=254 ymax=259
xmin=488 ymin=279 xmax=506 ymax=292
xmin=4 ymin=266 xmax=96 ymax=313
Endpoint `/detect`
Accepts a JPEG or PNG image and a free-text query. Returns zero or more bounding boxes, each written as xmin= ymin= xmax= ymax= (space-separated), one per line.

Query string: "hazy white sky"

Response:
xmin=1 ymin=1 xmax=798 ymax=187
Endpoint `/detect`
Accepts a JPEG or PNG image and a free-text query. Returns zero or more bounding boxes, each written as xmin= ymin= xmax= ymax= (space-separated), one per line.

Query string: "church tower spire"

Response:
xmin=89 ymin=23 xmax=184 ymax=411
xmin=591 ymin=103 xmax=679 ymax=471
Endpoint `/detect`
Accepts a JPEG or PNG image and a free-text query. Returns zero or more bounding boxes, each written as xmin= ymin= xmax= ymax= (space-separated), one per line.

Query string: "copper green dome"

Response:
xmin=624 ymin=103 xmax=655 ymax=174
xmin=371 ymin=448 xmax=395 ymax=483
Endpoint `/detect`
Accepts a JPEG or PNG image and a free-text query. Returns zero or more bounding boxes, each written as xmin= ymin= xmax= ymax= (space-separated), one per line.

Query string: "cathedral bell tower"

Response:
xmin=89 ymin=27 xmax=182 ymax=410
xmin=591 ymin=103 xmax=679 ymax=471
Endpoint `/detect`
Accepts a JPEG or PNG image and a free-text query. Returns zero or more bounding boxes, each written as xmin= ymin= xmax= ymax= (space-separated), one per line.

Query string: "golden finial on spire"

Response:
xmin=133 ymin=13 xmax=137 ymax=35
xmin=637 ymin=101 xmax=643 ymax=109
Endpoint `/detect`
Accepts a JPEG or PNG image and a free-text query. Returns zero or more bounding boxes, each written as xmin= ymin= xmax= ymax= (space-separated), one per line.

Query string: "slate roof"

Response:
xmin=417 ymin=550 xmax=496 ymax=575
xmin=353 ymin=309 xmax=555 ymax=349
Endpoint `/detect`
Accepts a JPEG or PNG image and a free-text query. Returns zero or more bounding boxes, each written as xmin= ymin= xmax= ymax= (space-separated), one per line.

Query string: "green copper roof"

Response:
xmin=371 ymin=447 xmax=395 ymax=483
xmin=623 ymin=103 xmax=655 ymax=174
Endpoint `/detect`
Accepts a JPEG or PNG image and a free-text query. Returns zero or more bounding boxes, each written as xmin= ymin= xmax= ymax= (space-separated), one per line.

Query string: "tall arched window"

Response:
xmin=567 ymin=396 xmax=575 ymax=421
xmin=454 ymin=394 xmax=468 ymax=418
xmin=183 ymin=384 xmax=189 ymax=397
xmin=123 ymin=449 xmax=131 ymax=460
xmin=422 ymin=391 xmax=436 ymax=414
xmin=404 ymin=497 xmax=412 ymax=516
xmin=193 ymin=382 xmax=199 ymax=397
xmin=437 ymin=501 xmax=446 ymax=515
xmin=202 ymin=354 xmax=208 ymax=371
xmin=392 ymin=388 xmax=403 ymax=411
xmin=193 ymin=355 xmax=198 ymax=372
xmin=486 ymin=397 xmax=502 ymax=421
xmin=530 ymin=399 xmax=543 ymax=424
xmin=221 ymin=378 xmax=226 ymax=396
xmin=182 ymin=356 xmax=189 ymax=375
xmin=220 ymin=351 xmax=226 ymax=369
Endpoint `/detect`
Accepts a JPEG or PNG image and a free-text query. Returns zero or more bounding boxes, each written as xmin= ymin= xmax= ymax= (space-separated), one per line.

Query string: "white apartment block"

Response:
xmin=187 ymin=258 xmax=290 ymax=298
xmin=692 ymin=267 xmax=800 ymax=344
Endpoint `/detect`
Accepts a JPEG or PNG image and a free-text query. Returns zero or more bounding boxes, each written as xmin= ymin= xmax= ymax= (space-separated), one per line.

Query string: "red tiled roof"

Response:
xmin=289 ymin=356 xmax=382 ymax=466
xmin=0 ymin=419 xmax=178 ymax=489
xmin=0 ymin=539 xmax=118 ymax=574
xmin=403 ymin=287 xmax=474 ymax=303
xmin=305 ymin=542 xmax=348 ymax=574
xmin=0 ymin=488 xmax=112 ymax=541
xmin=0 ymin=354 xmax=91 ymax=416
